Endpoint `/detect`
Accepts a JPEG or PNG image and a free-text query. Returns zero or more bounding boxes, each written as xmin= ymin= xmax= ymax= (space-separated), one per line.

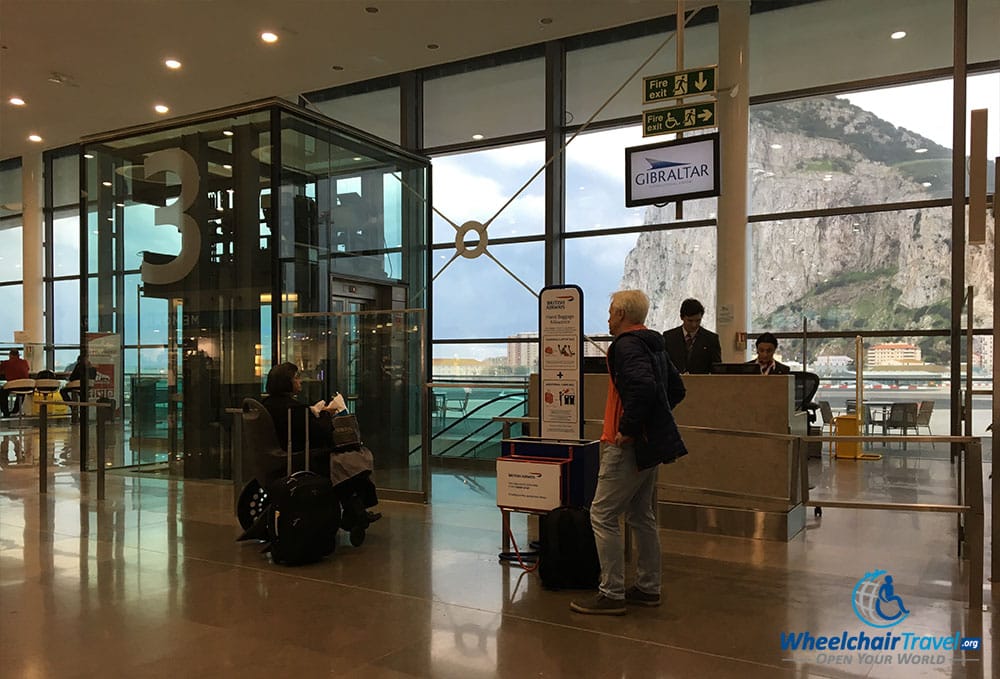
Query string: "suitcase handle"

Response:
xmin=286 ymin=407 xmax=314 ymax=475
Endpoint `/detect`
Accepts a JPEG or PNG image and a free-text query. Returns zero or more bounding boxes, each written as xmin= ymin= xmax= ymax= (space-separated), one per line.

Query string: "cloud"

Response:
xmin=839 ymin=72 xmax=999 ymax=157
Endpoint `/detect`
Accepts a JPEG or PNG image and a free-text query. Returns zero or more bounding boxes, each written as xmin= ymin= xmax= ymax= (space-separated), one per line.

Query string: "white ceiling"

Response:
xmin=0 ymin=0 xmax=689 ymax=161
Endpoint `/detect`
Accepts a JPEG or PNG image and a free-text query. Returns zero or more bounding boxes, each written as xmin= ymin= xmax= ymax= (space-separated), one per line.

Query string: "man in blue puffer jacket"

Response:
xmin=571 ymin=289 xmax=686 ymax=616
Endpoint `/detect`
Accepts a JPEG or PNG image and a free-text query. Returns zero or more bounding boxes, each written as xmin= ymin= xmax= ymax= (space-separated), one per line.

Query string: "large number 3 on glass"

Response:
xmin=139 ymin=148 xmax=202 ymax=285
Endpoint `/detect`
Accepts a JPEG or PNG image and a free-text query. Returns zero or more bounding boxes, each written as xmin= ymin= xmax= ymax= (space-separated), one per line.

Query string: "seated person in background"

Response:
xmin=62 ymin=355 xmax=97 ymax=423
xmin=746 ymin=333 xmax=790 ymax=375
xmin=262 ymin=362 xmax=380 ymax=528
xmin=663 ymin=298 xmax=722 ymax=374
xmin=0 ymin=349 xmax=31 ymax=418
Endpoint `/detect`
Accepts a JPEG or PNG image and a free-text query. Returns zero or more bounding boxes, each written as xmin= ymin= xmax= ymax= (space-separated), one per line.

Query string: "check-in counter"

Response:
xmin=529 ymin=373 xmax=806 ymax=541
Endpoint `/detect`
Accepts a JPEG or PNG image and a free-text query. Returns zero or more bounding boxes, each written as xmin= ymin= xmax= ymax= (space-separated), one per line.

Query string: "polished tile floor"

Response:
xmin=0 ymin=423 xmax=995 ymax=678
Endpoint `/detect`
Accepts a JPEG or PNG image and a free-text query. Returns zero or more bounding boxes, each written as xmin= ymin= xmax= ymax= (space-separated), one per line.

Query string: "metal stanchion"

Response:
xmin=994 ymin=440 xmax=999 ymax=589
xmin=38 ymin=401 xmax=48 ymax=494
xmin=96 ymin=398 xmax=113 ymax=501
xmin=80 ymin=400 xmax=88 ymax=473
xmin=965 ymin=439 xmax=984 ymax=612
xmin=228 ymin=407 xmax=244 ymax=507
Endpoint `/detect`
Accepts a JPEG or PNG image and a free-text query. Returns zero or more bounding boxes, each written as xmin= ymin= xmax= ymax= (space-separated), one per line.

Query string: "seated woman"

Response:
xmin=262 ymin=363 xmax=381 ymax=532
xmin=262 ymin=362 xmax=334 ymax=478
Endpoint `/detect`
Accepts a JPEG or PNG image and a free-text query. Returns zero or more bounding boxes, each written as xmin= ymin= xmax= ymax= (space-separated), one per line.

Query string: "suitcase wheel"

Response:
xmin=237 ymin=480 xmax=270 ymax=531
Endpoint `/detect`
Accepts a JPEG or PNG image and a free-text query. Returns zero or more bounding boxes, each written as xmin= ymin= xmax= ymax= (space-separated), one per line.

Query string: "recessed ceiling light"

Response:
xmin=364 ymin=6 xmax=379 ymax=13
xmin=116 ymin=202 xmax=125 ymax=207
xmin=102 ymin=181 xmax=112 ymax=187
xmin=164 ymin=58 xmax=182 ymax=69
xmin=890 ymin=31 xmax=906 ymax=40
xmin=9 ymin=96 xmax=25 ymax=106
xmin=222 ymin=164 xmax=232 ymax=169
xmin=472 ymin=133 xmax=484 ymax=140
xmin=28 ymin=133 xmax=42 ymax=142
xmin=540 ymin=17 xmax=553 ymax=25
xmin=260 ymin=31 xmax=278 ymax=43
xmin=84 ymin=153 xmax=94 ymax=159
xmin=332 ymin=65 xmax=345 ymax=71
xmin=915 ymin=147 xmax=927 ymax=153
xmin=352 ymin=156 xmax=362 ymax=161
xmin=770 ymin=143 xmax=782 ymax=149
xmin=154 ymin=104 xmax=169 ymax=114
xmin=223 ymin=130 xmax=234 ymax=136
xmin=426 ymin=43 xmax=439 ymax=50
xmin=921 ymin=181 xmax=932 ymax=187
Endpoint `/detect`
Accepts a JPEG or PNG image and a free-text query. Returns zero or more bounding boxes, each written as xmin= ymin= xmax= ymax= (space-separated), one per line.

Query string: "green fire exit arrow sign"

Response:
xmin=642 ymin=66 xmax=717 ymax=104
xmin=642 ymin=102 xmax=717 ymax=136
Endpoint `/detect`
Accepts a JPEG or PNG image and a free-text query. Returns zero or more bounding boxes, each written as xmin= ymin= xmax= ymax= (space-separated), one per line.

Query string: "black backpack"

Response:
xmin=538 ymin=506 xmax=601 ymax=590
xmin=265 ymin=471 xmax=340 ymax=566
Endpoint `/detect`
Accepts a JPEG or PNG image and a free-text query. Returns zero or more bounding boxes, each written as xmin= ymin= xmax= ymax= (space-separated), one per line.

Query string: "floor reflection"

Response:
xmin=0 ymin=423 xmax=994 ymax=678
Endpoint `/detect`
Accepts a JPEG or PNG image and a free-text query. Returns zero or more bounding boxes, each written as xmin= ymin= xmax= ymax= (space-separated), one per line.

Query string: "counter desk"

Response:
xmin=529 ymin=373 xmax=806 ymax=541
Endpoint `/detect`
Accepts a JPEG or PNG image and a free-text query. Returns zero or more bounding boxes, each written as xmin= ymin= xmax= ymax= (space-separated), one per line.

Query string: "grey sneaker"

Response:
xmin=625 ymin=586 xmax=661 ymax=607
xmin=570 ymin=594 xmax=627 ymax=616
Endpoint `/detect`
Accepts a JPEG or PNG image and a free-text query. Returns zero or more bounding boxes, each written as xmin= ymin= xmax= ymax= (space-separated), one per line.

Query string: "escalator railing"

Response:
xmin=413 ymin=392 xmax=528 ymax=460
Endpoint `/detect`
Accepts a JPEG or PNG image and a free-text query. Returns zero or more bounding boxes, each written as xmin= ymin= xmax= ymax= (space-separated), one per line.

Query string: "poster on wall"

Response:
xmin=86 ymin=332 xmax=121 ymax=416
xmin=538 ymin=285 xmax=583 ymax=440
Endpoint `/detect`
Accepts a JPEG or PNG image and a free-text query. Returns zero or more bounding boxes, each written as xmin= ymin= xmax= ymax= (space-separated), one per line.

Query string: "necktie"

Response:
xmin=685 ymin=333 xmax=695 ymax=354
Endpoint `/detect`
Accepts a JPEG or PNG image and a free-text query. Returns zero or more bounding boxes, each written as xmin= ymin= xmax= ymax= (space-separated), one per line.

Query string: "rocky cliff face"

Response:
xmin=622 ymin=97 xmax=994 ymax=347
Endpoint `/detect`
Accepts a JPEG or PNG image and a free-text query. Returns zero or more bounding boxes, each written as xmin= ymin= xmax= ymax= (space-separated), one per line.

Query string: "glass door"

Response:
xmin=279 ymin=309 xmax=427 ymax=502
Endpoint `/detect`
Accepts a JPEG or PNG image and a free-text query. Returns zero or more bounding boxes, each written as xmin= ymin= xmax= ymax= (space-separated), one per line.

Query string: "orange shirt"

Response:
xmin=600 ymin=323 xmax=648 ymax=444
xmin=600 ymin=376 xmax=622 ymax=444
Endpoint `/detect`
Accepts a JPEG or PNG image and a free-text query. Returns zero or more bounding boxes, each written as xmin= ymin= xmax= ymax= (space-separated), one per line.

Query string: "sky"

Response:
xmin=841 ymin=73 xmax=1000 ymax=158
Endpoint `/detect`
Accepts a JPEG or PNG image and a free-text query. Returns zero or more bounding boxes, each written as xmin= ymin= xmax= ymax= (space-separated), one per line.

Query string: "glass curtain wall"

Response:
xmin=301 ymin=0 xmax=997 ymax=463
xmin=7 ymin=0 xmax=997 ymax=470
xmin=46 ymin=149 xmax=82 ymax=370
xmin=0 ymin=160 xmax=24 ymax=348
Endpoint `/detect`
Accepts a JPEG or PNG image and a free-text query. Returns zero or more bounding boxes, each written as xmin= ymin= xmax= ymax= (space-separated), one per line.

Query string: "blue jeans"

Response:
xmin=590 ymin=442 xmax=661 ymax=600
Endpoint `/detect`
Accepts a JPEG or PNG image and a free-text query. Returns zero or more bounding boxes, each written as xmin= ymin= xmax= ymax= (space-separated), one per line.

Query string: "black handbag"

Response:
xmin=331 ymin=413 xmax=363 ymax=451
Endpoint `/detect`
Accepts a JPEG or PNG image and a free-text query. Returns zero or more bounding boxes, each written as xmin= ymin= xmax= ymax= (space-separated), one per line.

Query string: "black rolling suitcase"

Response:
xmin=538 ymin=506 xmax=601 ymax=590
xmin=264 ymin=408 xmax=340 ymax=565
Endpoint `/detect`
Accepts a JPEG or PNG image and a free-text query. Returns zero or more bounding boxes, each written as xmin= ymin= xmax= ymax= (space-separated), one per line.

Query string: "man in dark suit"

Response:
xmin=746 ymin=332 xmax=791 ymax=375
xmin=662 ymin=298 xmax=722 ymax=374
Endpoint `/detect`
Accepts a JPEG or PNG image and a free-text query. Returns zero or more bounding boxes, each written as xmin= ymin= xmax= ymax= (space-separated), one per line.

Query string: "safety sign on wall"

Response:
xmin=538 ymin=285 xmax=583 ymax=439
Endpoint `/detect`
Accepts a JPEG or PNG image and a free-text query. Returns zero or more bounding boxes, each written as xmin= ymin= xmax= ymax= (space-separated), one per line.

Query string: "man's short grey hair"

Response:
xmin=610 ymin=289 xmax=649 ymax=325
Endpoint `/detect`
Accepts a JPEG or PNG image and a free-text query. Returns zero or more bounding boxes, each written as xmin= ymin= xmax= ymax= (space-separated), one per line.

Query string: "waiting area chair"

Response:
xmin=34 ymin=378 xmax=63 ymax=417
xmin=914 ymin=399 xmax=935 ymax=448
xmin=883 ymin=402 xmax=919 ymax=449
xmin=818 ymin=400 xmax=837 ymax=455
xmin=3 ymin=378 xmax=36 ymax=423
xmin=444 ymin=388 xmax=471 ymax=419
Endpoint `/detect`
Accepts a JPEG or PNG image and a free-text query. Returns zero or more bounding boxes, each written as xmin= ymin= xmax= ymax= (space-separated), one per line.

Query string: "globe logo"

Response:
xmin=852 ymin=570 xmax=910 ymax=628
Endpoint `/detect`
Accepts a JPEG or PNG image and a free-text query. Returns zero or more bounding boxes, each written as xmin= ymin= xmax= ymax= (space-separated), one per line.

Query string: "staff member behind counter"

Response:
xmin=662 ymin=298 xmax=721 ymax=374
xmin=746 ymin=333 xmax=790 ymax=375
